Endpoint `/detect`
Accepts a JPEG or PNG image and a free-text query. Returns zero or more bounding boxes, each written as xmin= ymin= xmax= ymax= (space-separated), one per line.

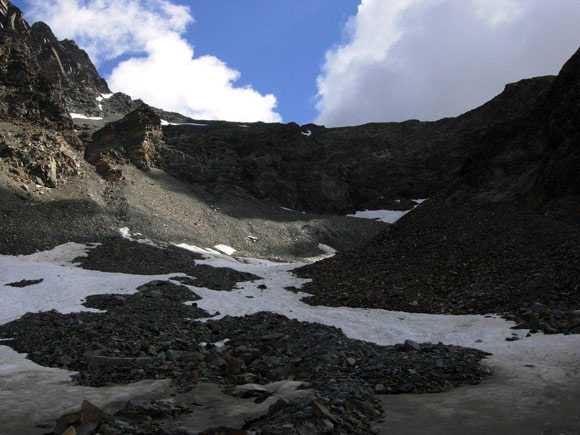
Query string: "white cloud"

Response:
xmin=25 ymin=0 xmax=281 ymax=123
xmin=108 ymin=34 xmax=282 ymax=122
xmin=316 ymin=0 xmax=580 ymax=127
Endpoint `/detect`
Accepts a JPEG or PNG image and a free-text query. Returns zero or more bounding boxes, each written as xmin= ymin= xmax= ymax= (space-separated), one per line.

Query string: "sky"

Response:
xmin=12 ymin=0 xmax=580 ymax=126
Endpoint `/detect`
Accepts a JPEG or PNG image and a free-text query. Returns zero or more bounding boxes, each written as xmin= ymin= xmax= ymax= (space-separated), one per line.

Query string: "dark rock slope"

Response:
xmin=298 ymin=47 xmax=580 ymax=331
xmin=448 ymin=47 xmax=580 ymax=221
xmin=157 ymin=76 xmax=553 ymax=214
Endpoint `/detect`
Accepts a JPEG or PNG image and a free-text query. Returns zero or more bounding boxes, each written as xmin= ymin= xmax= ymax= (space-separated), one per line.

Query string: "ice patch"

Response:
xmin=69 ymin=113 xmax=103 ymax=120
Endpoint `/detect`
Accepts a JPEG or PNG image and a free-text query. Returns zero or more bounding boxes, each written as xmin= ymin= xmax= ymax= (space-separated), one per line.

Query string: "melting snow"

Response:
xmin=1 ymin=241 xmax=579 ymax=433
xmin=69 ymin=113 xmax=103 ymax=121
xmin=348 ymin=198 xmax=428 ymax=223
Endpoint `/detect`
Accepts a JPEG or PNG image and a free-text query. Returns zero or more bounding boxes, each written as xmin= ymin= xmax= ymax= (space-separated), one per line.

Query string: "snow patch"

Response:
xmin=348 ymin=198 xmax=429 ymax=223
xmin=301 ymin=130 xmax=312 ymax=137
xmin=160 ymin=119 xmax=208 ymax=127
xmin=238 ymin=125 xmax=249 ymax=128
xmin=213 ymin=245 xmax=237 ymax=256
xmin=0 ymin=345 xmax=168 ymax=435
xmin=0 ymin=245 xmax=182 ymax=325
xmin=118 ymin=227 xmax=157 ymax=247
xmin=69 ymin=113 xmax=103 ymax=121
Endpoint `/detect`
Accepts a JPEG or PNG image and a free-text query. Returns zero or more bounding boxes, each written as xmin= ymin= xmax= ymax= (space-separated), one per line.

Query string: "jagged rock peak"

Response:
xmin=0 ymin=0 xmax=29 ymax=33
xmin=30 ymin=19 xmax=111 ymax=115
xmin=0 ymin=0 xmax=72 ymax=129
xmin=0 ymin=0 xmax=9 ymax=20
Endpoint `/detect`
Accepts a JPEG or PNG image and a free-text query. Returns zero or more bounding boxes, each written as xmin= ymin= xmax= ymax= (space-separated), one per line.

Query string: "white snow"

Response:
xmin=301 ymin=130 xmax=312 ymax=136
xmin=0 ymin=244 xmax=187 ymax=433
xmin=0 ymin=244 xmax=182 ymax=325
xmin=348 ymin=209 xmax=410 ymax=223
xmin=238 ymin=125 xmax=249 ymax=128
xmin=0 ymin=345 xmax=169 ymax=435
xmin=347 ymin=198 xmax=429 ymax=223
xmin=160 ymin=119 xmax=207 ymax=127
xmin=118 ymin=227 xmax=157 ymax=247
xmin=100 ymin=93 xmax=114 ymax=99
xmin=69 ymin=113 xmax=103 ymax=121
xmin=213 ymin=245 xmax=237 ymax=256
xmin=1 ymin=241 xmax=579 ymax=433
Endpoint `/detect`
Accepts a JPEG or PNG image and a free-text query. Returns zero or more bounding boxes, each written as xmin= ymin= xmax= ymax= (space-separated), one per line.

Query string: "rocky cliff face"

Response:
xmin=0 ymin=0 xmax=71 ymax=129
xmin=156 ymin=75 xmax=553 ymax=214
xmin=447 ymin=48 xmax=580 ymax=220
xmin=30 ymin=21 xmax=110 ymax=116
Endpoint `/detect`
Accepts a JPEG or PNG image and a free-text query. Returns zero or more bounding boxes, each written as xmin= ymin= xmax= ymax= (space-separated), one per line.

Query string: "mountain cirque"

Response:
xmin=1 ymin=1 xmax=580 ymax=434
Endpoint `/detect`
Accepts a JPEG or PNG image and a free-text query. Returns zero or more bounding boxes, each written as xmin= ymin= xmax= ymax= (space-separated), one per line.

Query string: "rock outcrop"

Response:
xmin=84 ymin=105 xmax=163 ymax=174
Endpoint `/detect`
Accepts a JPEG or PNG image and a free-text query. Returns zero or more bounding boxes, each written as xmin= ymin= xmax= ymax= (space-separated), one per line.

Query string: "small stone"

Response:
xmin=268 ymin=398 xmax=289 ymax=414
xmin=398 ymin=339 xmax=422 ymax=352
xmin=374 ymin=384 xmax=386 ymax=394
xmin=62 ymin=426 xmax=76 ymax=435
xmin=312 ymin=401 xmax=338 ymax=424
xmin=55 ymin=412 xmax=80 ymax=435
xmin=226 ymin=358 xmax=246 ymax=376
xmin=319 ymin=418 xmax=335 ymax=433
xmin=346 ymin=357 xmax=357 ymax=366
xmin=80 ymin=400 xmax=108 ymax=425
xmin=236 ymin=373 xmax=261 ymax=384
xmin=410 ymin=300 xmax=419 ymax=307
xmin=257 ymin=284 xmax=267 ymax=289
xmin=530 ymin=302 xmax=548 ymax=314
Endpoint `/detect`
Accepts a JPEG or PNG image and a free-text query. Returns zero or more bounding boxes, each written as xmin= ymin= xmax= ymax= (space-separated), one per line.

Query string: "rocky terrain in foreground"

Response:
xmin=1 ymin=0 xmax=579 ymax=434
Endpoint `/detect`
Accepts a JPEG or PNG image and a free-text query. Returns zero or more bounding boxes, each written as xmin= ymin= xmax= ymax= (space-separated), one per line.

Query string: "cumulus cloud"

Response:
xmin=25 ymin=0 xmax=281 ymax=122
xmin=316 ymin=0 xmax=580 ymax=127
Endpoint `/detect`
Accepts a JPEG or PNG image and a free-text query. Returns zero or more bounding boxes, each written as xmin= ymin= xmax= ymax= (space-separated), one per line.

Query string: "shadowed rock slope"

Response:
xmin=298 ymin=47 xmax=580 ymax=331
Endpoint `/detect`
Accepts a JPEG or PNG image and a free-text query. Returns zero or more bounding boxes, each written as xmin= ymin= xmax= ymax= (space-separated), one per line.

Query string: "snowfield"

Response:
xmin=1 ymin=242 xmax=579 ymax=434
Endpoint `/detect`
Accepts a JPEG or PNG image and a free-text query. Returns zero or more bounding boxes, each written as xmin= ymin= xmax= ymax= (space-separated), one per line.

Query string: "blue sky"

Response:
xmin=13 ymin=0 xmax=580 ymax=126
xmin=179 ymin=1 xmax=358 ymax=124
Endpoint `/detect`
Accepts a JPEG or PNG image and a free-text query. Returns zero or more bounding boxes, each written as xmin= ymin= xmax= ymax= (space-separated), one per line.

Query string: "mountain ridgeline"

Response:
xmin=1 ymin=0 xmax=579 ymax=221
